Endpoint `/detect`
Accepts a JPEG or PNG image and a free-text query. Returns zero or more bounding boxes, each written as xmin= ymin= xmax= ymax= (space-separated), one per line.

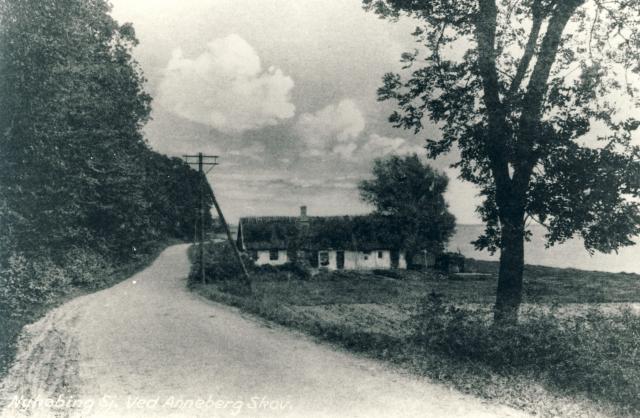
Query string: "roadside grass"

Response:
xmin=189 ymin=243 xmax=640 ymax=417
xmin=0 ymin=239 xmax=179 ymax=379
xmin=466 ymin=259 xmax=640 ymax=303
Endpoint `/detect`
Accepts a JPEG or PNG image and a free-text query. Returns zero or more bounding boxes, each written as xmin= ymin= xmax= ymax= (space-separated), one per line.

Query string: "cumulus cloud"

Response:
xmin=226 ymin=143 xmax=267 ymax=161
xmin=294 ymin=100 xmax=424 ymax=161
xmin=158 ymin=34 xmax=295 ymax=133
xmin=331 ymin=133 xmax=425 ymax=161
xmin=295 ymin=99 xmax=365 ymax=155
xmin=359 ymin=134 xmax=425 ymax=158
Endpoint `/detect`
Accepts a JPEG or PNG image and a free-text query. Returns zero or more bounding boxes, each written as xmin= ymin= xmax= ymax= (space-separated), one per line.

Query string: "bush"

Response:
xmin=192 ymin=242 xmax=316 ymax=282
xmin=275 ymin=262 xmax=311 ymax=279
xmin=190 ymin=243 xmax=255 ymax=283
xmin=410 ymin=292 xmax=640 ymax=412
xmin=0 ymin=253 xmax=69 ymax=317
xmin=252 ymin=263 xmax=310 ymax=280
xmin=62 ymin=248 xmax=113 ymax=287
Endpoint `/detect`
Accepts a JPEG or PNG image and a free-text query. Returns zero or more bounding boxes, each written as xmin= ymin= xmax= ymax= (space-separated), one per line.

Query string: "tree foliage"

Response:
xmin=364 ymin=0 xmax=640 ymax=321
xmin=0 ymin=0 xmax=212 ymax=263
xmin=359 ymin=154 xmax=456 ymax=256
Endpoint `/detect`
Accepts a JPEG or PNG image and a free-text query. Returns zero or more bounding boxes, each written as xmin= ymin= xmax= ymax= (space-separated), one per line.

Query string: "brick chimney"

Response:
xmin=299 ymin=205 xmax=308 ymax=221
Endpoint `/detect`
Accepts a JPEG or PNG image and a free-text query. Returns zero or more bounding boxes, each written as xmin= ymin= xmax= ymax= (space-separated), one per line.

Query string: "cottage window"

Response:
xmin=378 ymin=251 xmax=383 ymax=259
xmin=319 ymin=251 xmax=330 ymax=267
xmin=269 ymin=249 xmax=279 ymax=261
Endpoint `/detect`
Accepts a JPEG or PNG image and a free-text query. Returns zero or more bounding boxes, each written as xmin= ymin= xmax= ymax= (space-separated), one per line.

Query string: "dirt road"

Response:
xmin=0 ymin=244 xmax=529 ymax=418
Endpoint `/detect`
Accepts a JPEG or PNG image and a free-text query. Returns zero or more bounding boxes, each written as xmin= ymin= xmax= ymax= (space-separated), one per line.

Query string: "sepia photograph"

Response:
xmin=0 ymin=0 xmax=639 ymax=417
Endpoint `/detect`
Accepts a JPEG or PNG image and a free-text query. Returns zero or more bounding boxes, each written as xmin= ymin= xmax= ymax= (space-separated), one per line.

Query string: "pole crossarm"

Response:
xmin=183 ymin=155 xmax=219 ymax=165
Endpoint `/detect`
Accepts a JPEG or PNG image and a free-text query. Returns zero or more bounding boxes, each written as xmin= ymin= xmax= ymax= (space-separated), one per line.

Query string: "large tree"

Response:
xmin=0 ymin=0 xmax=213 ymax=261
xmin=359 ymin=154 xmax=456 ymax=260
xmin=364 ymin=0 xmax=640 ymax=323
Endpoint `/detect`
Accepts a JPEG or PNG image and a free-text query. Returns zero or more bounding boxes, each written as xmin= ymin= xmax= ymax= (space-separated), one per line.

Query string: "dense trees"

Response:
xmin=359 ymin=155 xmax=456 ymax=260
xmin=364 ymin=0 xmax=640 ymax=323
xmin=0 ymin=0 xmax=211 ymax=312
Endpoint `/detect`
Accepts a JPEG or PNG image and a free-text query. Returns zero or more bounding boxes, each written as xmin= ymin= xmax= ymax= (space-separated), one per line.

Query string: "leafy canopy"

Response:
xmin=359 ymin=154 xmax=456 ymax=254
xmin=0 ymin=0 xmax=213 ymax=260
xmin=364 ymin=0 xmax=640 ymax=254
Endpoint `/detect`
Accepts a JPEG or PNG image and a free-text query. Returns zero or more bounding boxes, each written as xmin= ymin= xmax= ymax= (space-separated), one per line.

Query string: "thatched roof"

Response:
xmin=237 ymin=215 xmax=403 ymax=251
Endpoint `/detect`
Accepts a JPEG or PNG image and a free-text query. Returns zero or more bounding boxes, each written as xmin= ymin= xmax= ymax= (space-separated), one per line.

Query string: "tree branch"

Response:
xmin=475 ymin=0 xmax=512 ymax=202
xmin=521 ymin=1 xmax=585 ymax=121
xmin=514 ymin=0 xmax=586 ymax=189
xmin=506 ymin=0 xmax=545 ymax=101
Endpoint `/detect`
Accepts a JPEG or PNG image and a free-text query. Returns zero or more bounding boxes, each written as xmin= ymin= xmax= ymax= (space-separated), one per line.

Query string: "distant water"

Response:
xmin=448 ymin=225 xmax=640 ymax=274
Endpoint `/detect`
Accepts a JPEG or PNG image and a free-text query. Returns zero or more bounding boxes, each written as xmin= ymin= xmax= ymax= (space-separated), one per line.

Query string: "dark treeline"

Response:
xmin=0 ymin=0 xmax=212 ymax=318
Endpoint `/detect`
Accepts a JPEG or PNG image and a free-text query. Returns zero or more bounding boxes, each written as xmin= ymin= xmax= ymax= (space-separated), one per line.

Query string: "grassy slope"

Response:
xmin=0 ymin=239 xmax=180 ymax=379
xmin=466 ymin=259 xmax=640 ymax=303
xmin=205 ymin=260 xmax=640 ymax=307
xmin=191 ymin=249 xmax=640 ymax=418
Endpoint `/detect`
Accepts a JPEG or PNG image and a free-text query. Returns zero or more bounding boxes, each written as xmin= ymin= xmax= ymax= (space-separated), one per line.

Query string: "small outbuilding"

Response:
xmin=237 ymin=207 xmax=407 ymax=270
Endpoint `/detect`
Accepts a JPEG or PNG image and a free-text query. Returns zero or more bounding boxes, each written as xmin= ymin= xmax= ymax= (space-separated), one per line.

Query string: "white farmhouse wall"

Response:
xmin=342 ymin=251 xmax=358 ymax=269
xmin=398 ymin=252 xmax=407 ymax=269
xmin=318 ymin=250 xmax=407 ymax=271
xmin=252 ymin=248 xmax=406 ymax=270
xmin=352 ymin=250 xmax=390 ymax=270
xmin=255 ymin=250 xmax=288 ymax=266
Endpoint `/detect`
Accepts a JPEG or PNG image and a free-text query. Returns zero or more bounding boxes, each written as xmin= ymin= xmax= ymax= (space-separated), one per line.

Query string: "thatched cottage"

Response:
xmin=237 ymin=207 xmax=407 ymax=270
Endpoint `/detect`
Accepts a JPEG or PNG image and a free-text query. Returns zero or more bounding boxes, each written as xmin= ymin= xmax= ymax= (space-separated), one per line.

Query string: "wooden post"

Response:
xmin=209 ymin=183 xmax=251 ymax=288
xmin=198 ymin=153 xmax=205 ymax=284
xmin=193 ymin=216 xmax=197 ymax=246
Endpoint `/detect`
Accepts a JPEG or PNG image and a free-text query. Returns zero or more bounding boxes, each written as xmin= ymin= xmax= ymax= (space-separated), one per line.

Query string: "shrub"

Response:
xmin=276 ymin=262 xmax=311 ymax=279
xmin=252 ymin=264 xmax=279 ymax=275
xmin=192 ymin=242 xmax=316 ymax=283
xmin=410 ymin=292 xmax=640 ymax=412
xmin=251 ymin=263 xmax=310 ymax=280
xmin=0 ymin=253 xmax=69 ymax=317
xmin=62 ymin=248 xmax=113 ymax=287
xmin=190 ymin=243 xmax=255 ymax=283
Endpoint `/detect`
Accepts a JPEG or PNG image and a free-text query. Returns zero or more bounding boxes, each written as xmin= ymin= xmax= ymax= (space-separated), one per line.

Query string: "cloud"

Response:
xmin=226 ymin=143 xmax=267 ymax=161
xmin=294 ymin=100 xmax=423 ymax=161
xmin=332 ymin=143 xmax=359 ymax=160
xmin=157 ymin=34 xmax=295 ymax=133
xmin=331 ymin=133 xmax=425 ymax=161
xmin=359 ymin=134 xmax=425 ymax=159
xmin=215 ymin=172 xmax=357 ymax=191
xmin=295 ymin=99 xmax=365 ymax=155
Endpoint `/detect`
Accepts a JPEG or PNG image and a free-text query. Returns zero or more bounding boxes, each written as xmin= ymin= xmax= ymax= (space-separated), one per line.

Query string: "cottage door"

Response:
xmin=390 ymin=250 xmax=399 ymax=268
xmin=336 ymin=251 xmax=345 ymax=269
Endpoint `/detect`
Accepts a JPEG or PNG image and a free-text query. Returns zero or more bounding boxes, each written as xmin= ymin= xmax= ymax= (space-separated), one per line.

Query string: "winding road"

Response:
xmin=0 ymin=244 xmax=528 ymax=418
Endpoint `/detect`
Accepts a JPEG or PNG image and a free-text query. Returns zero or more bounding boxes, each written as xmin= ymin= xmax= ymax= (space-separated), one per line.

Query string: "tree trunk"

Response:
xmin=494 ymin=212 xmax=525 ymax=324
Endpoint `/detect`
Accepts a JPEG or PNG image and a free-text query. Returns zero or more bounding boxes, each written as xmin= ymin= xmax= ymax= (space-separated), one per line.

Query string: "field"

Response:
xmin=190 ymin=244 xmax=640 ymax=417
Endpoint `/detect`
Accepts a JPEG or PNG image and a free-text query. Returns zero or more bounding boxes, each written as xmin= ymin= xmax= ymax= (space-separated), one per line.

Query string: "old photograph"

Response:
xmin=1 ymin=0 xmax=639 ymax=417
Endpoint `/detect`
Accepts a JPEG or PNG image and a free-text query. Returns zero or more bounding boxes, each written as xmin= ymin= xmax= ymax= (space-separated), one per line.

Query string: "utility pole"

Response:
xmin=183 ymin=153 xmax=217 ymax=284
xmin=183 ymin=153 xmax=251 ymax=288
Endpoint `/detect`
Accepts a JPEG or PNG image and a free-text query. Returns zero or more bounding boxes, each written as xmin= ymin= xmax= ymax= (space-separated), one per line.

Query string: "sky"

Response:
xmin=107 ymin=0 xmax=482 ymax=223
